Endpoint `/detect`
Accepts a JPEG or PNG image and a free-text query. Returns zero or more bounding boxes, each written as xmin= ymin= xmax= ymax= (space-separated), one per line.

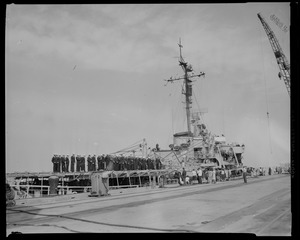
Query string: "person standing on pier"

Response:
xmin=242 ymin=166 xmax=247 ymax=183
xmin=207 ymin=168 xmax=212 ymax=184
xmin=182 ymin=168 xmax=186 ymax=185
xmin=192 ymin=169 xmax=197 ymax=183
xmin=220 ymin=168 xmax=225 ymax=181
xmin=225 ymin=168 xmax=229 ymax=181
xmin=197 ymin=167 xmax=202 ymax=184
xmin=212 ymin=168 xmax=216 ymax=184
xmin=204 ymin=169 xmax=209 ymax=183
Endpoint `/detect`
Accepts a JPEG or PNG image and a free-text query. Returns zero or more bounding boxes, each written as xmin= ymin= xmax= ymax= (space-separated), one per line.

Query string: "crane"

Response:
xmin=257 ymin=13 xmax=290 ymax=97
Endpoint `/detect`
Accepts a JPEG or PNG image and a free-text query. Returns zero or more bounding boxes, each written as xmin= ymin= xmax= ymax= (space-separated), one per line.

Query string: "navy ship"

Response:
xmin=154 ymin=39 xmax=245 ymax=172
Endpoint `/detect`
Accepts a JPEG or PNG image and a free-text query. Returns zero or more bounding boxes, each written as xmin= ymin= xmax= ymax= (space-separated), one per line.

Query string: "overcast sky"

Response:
xmin=5 ymin=3 xmax=290 ymax=173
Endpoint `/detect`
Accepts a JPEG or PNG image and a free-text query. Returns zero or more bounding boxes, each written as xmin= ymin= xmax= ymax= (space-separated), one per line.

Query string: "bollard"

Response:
xmin=89 ymin=171 xmax=110 ymax=197
xmin=159 ymin=175 xmax=165 ymax=188
xmin=49 ymin=175 xmax=59 ymax=196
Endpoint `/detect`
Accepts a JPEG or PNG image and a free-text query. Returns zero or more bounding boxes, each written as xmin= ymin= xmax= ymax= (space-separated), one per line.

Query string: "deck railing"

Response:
xmin=10 ymin=173 xmax=261 ymax=199
xmin=10 ymin=185 xmax=93 ymax=198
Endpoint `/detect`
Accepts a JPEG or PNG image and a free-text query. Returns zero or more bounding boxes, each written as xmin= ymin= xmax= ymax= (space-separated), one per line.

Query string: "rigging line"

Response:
xmin=113 ymin=144 xmax=142 ymax=153
xmin=170 ymin=85 xmax=177 ymax=127
xmin=156 ymin=144 xmax=197 ymax=162
xmin=180 ymin=81 xmax=187 ymax=130
xmin=192 ymin=88 xmax=201 ymax=113
xmin=222 ymin=106 xmax=226 ymax=136
xmin=193 ymin=83 xmax=211 ymax=131
xmin=172 ymin=82 xmax=185 ymax=132
xmin=158 ymin=150 xmax=177 ymax=162
xmin=193 ymin=76 xmax=204 ymax=101
xmin=183 ymin=140 xmax=205 ymax=155
xmin=168 ymin=80 xmax=180 ymax=137
xmin=192 ymin=86 xmax=210 ymax=130
xmin=166 ymin=86 xmax=177 ymax=146
xmin=109 ymin=139 xmax=144 ymax=154
xmin=259 ymin=22 xmax=273 ymax=155
xmin=171 ymin=109 xmax=174 ymax=135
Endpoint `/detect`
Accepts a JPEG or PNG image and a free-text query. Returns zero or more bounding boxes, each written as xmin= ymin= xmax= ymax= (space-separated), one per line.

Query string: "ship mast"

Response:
xmin=165 ymin=39 xmax=205 ymax=135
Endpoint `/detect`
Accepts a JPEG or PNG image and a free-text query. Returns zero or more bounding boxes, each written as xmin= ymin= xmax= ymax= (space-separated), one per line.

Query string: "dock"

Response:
xmin=6 ymin=174 xmax=291 ymax=235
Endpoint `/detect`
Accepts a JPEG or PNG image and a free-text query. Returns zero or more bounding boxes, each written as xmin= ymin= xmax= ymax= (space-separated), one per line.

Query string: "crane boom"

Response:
xmin=257 ymin=13 xmax=290 ymax=97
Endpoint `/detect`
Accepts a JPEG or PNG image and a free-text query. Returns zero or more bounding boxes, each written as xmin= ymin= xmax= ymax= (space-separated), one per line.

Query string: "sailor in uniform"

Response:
xmin=97 ymin=155 xmax=101 ymax=170
xmin=91 ymin=154 xmax=96 ymax=171
xmin=61 ymin=155 xmax=66 ymax=172
xmin=70 ymin=154 xmax=75 ymax=172
xmin=81 ymin=155 xmax=86 ymax=172
xmin=65 ymin=155 xmax=69 ymax=172
xmin=87 ymin=155 xmax=92 ymax=171
xmin=76 ymin=155 xmax=81 ymax=172
xmin=147 ymin=158 xmax=152 ymax=170
xmin=155 ymin=158 xmax=162 ymax=170
xmin=52 ymin=154 xmax=56 ymax=172
xmin=57 ymin=155 xmax=62 ymax=172
xmin=100 ymin=154 xmax=106 ymax=170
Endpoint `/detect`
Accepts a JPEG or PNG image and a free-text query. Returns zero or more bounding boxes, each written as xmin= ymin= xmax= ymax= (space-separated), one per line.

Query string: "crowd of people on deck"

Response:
xmin=51 ymin=154 xmax=163 ymax=173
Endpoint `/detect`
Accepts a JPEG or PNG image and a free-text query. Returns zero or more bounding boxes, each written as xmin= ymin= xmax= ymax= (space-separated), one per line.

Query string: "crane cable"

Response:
xmin=258 ymin=20 xmax=273 ymax=155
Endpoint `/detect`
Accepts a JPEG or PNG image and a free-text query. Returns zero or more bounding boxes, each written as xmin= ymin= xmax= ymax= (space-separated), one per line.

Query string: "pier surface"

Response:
xmin=6 ymin=174 xmax=291 ymax=235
